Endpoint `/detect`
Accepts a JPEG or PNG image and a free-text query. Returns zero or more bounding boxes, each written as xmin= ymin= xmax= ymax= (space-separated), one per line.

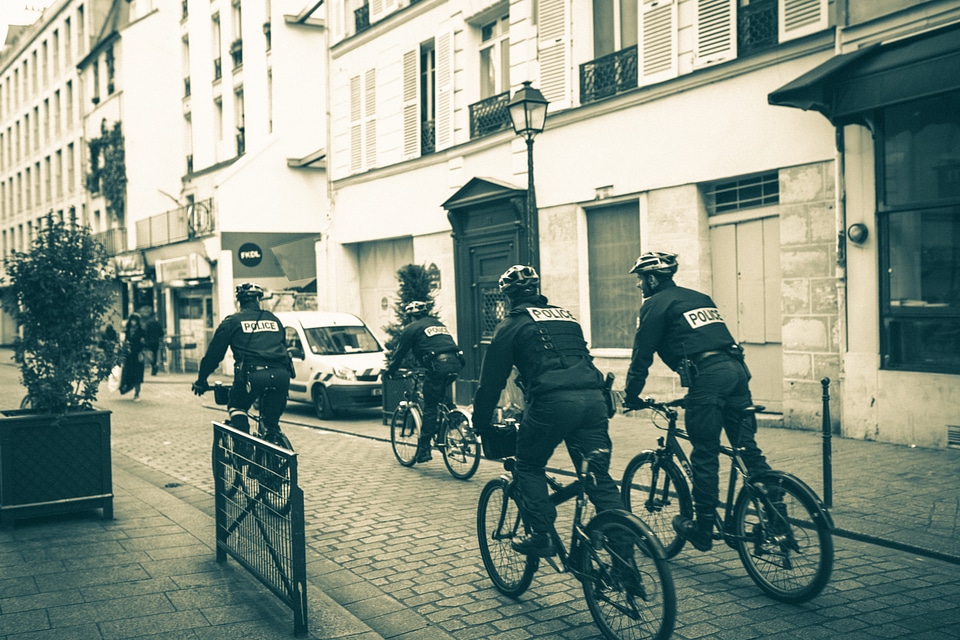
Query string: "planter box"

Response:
xmin=0 ymin=408 xmax=113 ymax=527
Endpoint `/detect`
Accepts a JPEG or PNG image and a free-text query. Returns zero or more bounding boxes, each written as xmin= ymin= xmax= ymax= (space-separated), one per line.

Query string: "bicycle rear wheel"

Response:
xmin=441 ymin=409 xmax=480 ymax=480
xmin=580 ymin=510 xmax=676 ymax=640
xmin=254 ymin=429 xmax=294 ymax=516
xmin=621 ymin=452 xmax=692 ymax=558
xmin=476 ymin=478 xmax=538 ymax=597
xmin=733 ymin=472 xmax=834 ymax=603
xmin=390 ymin=404 xmax=420 ymax=467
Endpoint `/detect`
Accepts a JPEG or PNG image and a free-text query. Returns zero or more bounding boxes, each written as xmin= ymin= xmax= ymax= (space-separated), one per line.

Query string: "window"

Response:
xmin=67 ymin=143 xmax=75 ymax=192
xmin=53 ymin=30 xmax=60 ymax=74
xmin=55 ymin=150 xmax=63 ymax=197
xmin=92 ymin=60 xmax=100 ymax=103
xmin=349 ymin=68 xmax=377 ymax=170
xmin=66 ymin=81 xmax=73 ymax=124
xmin=879 ymin=90 xmax=960 ymax=373
xmin=704 ymin=171 xmax=779 ymax=215
xmin=479 ymin=15 xmax=509 ymax=99
xmin=106 ymin=46 xmax=115 ymax=94
xmin=44 ymin=156 xmax=51 ymax=202
xmin=593 ymin=0 xmax=637 ymax=58
xmin=234 ymin=87 xmax=245 ymax=155
xmin=212 ymin=14 xmax=223 ymax=80
xmin=54 ymin=91 xmax=61 ymax=134
xmin=401 ymin=32 xmax=452 ymax=159
xmin=419 ymin=42 xmax=434 ymax=153
xmin=587 ymin=201 xmax=641 ymax=348
xmin=64 ymin=18 xmax=72 ymax=64
xmin=77 ymin=6 xmax=85 ymax=57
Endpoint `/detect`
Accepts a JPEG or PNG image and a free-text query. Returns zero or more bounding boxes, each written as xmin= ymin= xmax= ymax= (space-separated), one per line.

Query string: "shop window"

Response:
xmin=879 ymin=90 xmax=960 ymax=373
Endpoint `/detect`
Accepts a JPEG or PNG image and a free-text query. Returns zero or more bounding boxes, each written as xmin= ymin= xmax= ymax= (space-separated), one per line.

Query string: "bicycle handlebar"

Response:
xmin=622 ymin=396 xmax=686 ymax=414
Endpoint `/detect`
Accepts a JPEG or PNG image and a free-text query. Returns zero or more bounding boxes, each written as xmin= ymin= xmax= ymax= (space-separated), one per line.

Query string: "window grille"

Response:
xmin=704 ymin=171 xmax=779 ymax=215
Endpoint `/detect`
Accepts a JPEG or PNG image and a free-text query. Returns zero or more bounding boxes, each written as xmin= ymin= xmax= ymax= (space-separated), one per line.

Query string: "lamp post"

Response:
xmin=508 ymin=81 xmax=548 ymax=270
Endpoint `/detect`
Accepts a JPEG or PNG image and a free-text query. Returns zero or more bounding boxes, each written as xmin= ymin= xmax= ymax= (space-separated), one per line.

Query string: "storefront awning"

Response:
xmin=769 ymin=23 xmax=960 ymax=125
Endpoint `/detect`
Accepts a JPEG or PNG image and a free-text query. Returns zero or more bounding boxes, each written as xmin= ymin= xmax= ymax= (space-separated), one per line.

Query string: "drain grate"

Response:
xmin=948 ymin=425 xmax=960 ymax=449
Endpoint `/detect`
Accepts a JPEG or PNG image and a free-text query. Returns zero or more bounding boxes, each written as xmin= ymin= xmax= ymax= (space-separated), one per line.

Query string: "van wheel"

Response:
xmin=313 ymin=386 xmax=337 ymax=420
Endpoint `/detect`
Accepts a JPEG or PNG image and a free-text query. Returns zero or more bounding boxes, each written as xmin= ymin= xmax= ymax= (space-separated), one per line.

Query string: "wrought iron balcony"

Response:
xmin=580 ymin=45 xmax=637 ymax=105
xmin=469 ymin=91 xmax=511 ymax=139
xmin=230 ymin=39 xmax=243 ymax=69
xmin=355 ymin=4 xmax=370 ymax=33
xmin=421 ymin=119 xmax=435 ymax=155
xmin=135 ymin=198 xmax=215 ymax=249
xmin=92 ymin=227 xmax=126 ymax=256
xmin=738 ymin=0 xmax=778 ymax=56
xmin=236 ymin=128 xmax=245 ymax=156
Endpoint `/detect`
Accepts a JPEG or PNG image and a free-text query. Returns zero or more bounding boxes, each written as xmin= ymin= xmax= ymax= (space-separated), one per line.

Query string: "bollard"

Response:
xmin=821 ymin=377 xmax=833 ymax=509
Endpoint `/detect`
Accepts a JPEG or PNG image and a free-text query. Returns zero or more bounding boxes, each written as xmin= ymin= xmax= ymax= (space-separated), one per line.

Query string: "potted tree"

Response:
xmin=0 ymin=210 xmax=118 ymax=527
xmin=380 ymin=264 xmax=438 ymax=423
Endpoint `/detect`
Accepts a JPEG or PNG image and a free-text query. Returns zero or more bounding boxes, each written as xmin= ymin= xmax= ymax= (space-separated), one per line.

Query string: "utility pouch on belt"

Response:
xmin=602 ymin=372 xmax=616 ymax=418
xmin=677 ymin=358 xmax=697 ymax=388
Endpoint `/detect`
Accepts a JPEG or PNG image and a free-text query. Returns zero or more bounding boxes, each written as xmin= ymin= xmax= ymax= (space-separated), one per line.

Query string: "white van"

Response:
xmin=274 ymin=311 xmax=386 ymax=419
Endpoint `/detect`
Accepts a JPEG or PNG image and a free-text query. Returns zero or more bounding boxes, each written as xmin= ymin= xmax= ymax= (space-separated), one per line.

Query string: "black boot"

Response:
xmin=415 ymin=438 xmax=433 ymax=463
xmin=511 ymin=531 xmax=556 ymax=557
xmin=673 ymin=514 xmax=715 ymax=552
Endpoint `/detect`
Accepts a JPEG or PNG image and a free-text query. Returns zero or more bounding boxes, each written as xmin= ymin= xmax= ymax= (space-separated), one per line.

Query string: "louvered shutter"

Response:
xmin=435 ymin=30 xmax=454 ymax=150
xmin=779 ymin=0 xmax=828 ymax=42
xmin=370 ymin=0 xmax=385 ymax=24
xmin=402 ymin=49 xmax=420 ymax=159
xmin=693 ymin=0 xmax=736 ymax=68
xmin=638 ymin=0 xmax=677 ymax=86
xmin=538 ymin=0 xmax=570 ymax=110
xmin=350 ymin=75 xmax=362 ymax=172
xmin=364 ymin=69 xmax=377 ymax=168
xmin=331 ymin=0 xmax=344 ymax=42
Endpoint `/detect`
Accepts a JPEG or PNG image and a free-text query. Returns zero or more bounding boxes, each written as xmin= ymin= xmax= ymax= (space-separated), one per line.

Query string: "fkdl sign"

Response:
xmin=238 ymin=243 xmax=263 ymax=267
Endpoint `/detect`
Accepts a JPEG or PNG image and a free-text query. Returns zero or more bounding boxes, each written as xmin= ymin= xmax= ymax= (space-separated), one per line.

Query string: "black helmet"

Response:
xmin=404 ymin=300 xmax=429 ymax=316
xmin=629 ymin=252 xmax=678 ymax=277
xmin=499 ymin=264 xmax=540 ymax=296
xmin=235 ymin=282 xmax=265 ymax=303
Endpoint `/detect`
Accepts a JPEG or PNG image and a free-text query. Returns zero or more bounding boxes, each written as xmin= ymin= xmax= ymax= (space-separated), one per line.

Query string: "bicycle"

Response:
xmin=202 ymin=380 xmax=294 ymax=515
xmin=389 ymin=368 xmax=480 ymax=480
xmin=620 ymin=397 xmax=834 ymax=603
xmin=477 ymin=421 xmax=676 ymax=640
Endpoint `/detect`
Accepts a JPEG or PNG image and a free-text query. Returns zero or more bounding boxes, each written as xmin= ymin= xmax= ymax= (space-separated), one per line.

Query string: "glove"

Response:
xmin=622 ymin=397 xmax=648 ymax=411
xmin=192 ymin=380 xmax=208 ymax=396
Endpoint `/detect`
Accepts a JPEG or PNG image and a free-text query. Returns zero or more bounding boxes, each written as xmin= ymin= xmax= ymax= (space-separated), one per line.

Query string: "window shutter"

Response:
xmin=402 ymin=49 xmax=420 ymax=159
xmin=638 ymin=0 xmax=677 ymax=87
xmin=370 ymin=0 xmax=385 ymax=24
xmin=538 ymin=0 xmax=570 ymax=110
xmin=435 ymin=30 xmax=454 ymax=151
xmin=350 ymin=74 xmax=362 ymax=172
xmin=331 ymin=0 xmax=344 ymax=42
xmin=693 ymin=0 xmax=737 ymax=68
xmin=364 ymin=68 xmax=377 ymax=168
xmin=779 ymin=0 xmax=828 ymax=42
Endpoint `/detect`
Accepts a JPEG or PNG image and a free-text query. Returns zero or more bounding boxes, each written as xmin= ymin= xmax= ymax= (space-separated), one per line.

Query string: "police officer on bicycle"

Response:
xmin=385 ymin=300 xmax=463 ymax=463
xmin=622 ymin=251 xmax=771 ymax=551
xmin=472 ymin=265 xmax=622 ymax=558
xmin=192 ymin=282 xmax=294 ymax=442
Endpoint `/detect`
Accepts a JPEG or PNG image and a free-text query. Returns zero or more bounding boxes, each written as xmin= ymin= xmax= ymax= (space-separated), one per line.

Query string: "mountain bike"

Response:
xmin=202 ymin=380 xmax=294 ymax=515
xmin=620 ymin=397 xmax=834 ymax=603
xmin=389 ymin=368 xmax=480 ymax=480
xmin=477 ymin=422 xmax=676 ymax=640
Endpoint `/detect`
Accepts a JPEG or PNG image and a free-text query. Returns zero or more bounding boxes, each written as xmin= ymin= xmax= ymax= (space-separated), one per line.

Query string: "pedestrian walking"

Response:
xmin=472 ymin=265 xmax=622 ymax=557
xmin=385 ymin=300 xmax=463 ymax=463
xmin=622 ymin=251 xmax=772 ymax=551
xmin=120 ymin=313 xmax=146 ymax=401
xmin=144 ymin=310 xmax=164 ymax=375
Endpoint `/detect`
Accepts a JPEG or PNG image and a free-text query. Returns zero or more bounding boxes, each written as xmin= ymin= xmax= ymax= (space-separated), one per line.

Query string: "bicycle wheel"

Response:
xmin=621 ymin=452 xmax=692 ymax=558
xmin=254 ymin=431 xmax=294 ymax=516
xmin=476 ymin=478 xmax=538 ymax=597
xmin=441 ymin=409 xmax=480 ymax=480
xmin=580 ymin=510 xmax=676 ymax=640
xmin=390 ymin=403 xmax=421 ymax=467
xmin=733 ymin=472 xmax=834 ymax=603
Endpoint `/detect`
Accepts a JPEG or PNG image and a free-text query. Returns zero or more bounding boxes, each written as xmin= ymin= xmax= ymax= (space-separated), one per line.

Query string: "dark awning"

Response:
xmin=769 ymin=22 xmax=960 ymax=125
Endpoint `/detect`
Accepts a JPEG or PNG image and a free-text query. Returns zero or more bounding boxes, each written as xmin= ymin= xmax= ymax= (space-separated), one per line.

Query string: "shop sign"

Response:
xmin=156 ymin=254 xmax=211 ymax=283
xmin=112 ymin=252 xmax=146 ymax=279
xmin=238 ymin=243 xmax=263 ymax=267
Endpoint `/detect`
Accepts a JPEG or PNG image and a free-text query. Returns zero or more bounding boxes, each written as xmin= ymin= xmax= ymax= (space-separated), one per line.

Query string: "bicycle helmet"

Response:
xmin=498 ymin=265 xmax=540 ymax=295
xmin=404 ymin=300 xmax=429 ymax=316
xmin=235 ymin=282 xmax=265 ymax=303
xmin=629 ymin=252 xmax=679 ymax=277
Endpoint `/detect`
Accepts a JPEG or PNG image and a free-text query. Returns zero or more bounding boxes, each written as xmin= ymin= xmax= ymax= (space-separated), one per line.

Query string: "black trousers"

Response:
xmin=228 ymin=367 xmax=291 ymax=434
xmin=684 ymin=357 xmax=770 ymax=520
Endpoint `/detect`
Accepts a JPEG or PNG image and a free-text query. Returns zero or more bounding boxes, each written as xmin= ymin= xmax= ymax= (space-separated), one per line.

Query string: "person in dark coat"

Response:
xmin=120 ymin=313 xmax=146 ymax=401
xmin=144 ymin=311 xmax=164 ymax=375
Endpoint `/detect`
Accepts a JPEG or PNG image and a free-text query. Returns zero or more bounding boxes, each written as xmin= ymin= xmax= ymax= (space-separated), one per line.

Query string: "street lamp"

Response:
xmin=508 ymin=81 xmax=548 ymax=269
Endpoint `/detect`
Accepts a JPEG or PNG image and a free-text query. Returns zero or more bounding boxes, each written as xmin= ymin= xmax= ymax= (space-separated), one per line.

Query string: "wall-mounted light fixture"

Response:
xmin=847 ymin=223 xmax=869 ymax=245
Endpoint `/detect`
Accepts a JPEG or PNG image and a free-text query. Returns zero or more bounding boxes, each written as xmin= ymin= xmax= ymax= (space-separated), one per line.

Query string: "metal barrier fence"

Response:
xmin=212 ymin=422 xmax=308 ymax=636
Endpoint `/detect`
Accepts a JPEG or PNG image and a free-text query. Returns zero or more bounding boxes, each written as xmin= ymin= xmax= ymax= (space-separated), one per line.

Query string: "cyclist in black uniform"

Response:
xmin=472 ymin=265 xmax=622 ymax=558
xmin=386 ymin=300 xmax=463 ymax=463
xmin=192 ymin=282 xmax=294 ymax=442
xmin=623 ymin=251 xmax=771 ymax=551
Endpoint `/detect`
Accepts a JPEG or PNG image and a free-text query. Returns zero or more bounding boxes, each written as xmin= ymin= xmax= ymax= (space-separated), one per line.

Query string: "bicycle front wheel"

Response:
xmin=733 ymin=472 xmax=834 ymax=603
xmin=621 ymin=452 xmax=692 ymax=558
xmin=390 ymin=404 xmax=420 ymax=467
xmin=580 ymin=509 xmax=676 ymax=640
xmin=476 ymin=478 xmax=538 ymax=597
xmin=441 ymin=409 xmax=480 ymax=480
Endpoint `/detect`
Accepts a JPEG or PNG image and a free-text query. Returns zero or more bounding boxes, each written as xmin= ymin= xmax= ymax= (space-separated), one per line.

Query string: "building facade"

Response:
xmin=322 ymin=0 xmax=960 ymax=447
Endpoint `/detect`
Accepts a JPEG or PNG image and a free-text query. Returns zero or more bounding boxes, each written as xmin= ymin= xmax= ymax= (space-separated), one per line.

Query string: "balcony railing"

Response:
xmin=421 ymin=119 xmax=435 ymax=155
xmin=355 ymin=4 xmax=370 ymax=33
xmin=135 ymin=198 xmax=215 ymax=249
xmin=580 ymin=45 xmax=637 ymax=105
xmin=92 ymin=227 xmax=126 ymax=256
xmin=236 ymin=128 xmax=245 ymax=156
xmin=469 ymin=91 xmax=511 ymax=139
xmin=738 ymin=0 xmax=778 ymax=56
xmin=214 ymin=57 xmax=222 ymax=81
xmin=230 ymin=39 xmax=243 ymax=69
